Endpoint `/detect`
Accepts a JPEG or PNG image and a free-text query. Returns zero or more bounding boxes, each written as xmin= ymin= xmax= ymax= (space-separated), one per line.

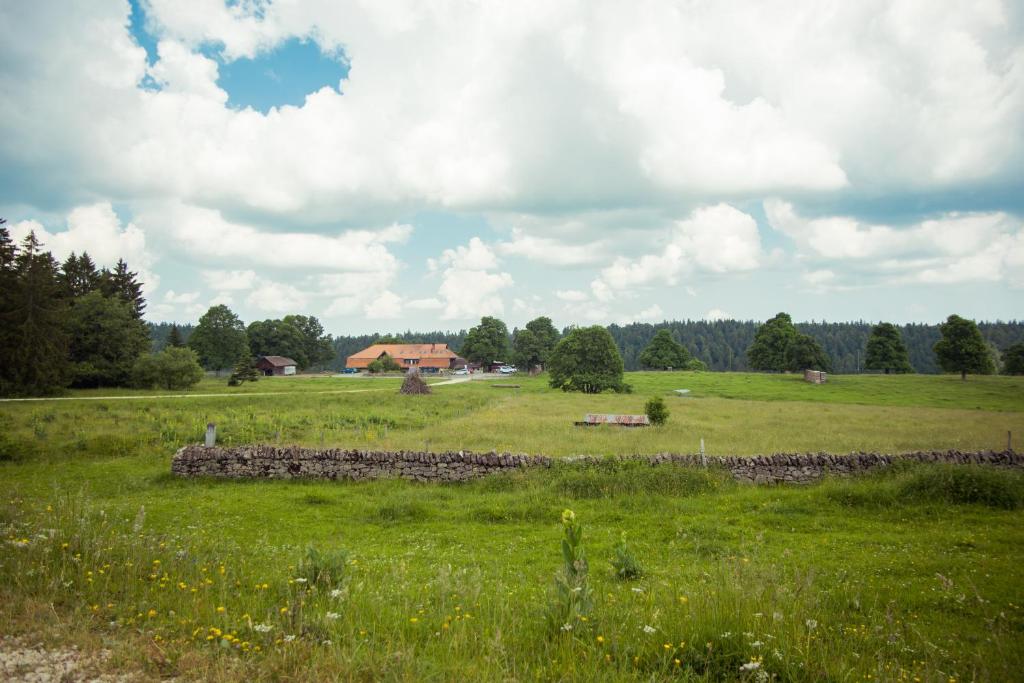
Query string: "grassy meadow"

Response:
xmin=2 ymin=371 xmax=1024 ymax=681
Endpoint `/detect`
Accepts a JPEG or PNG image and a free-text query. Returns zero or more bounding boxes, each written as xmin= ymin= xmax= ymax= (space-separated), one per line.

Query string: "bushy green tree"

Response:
xmin=283 ymin=314 xmax=335 ymax=369
xmin=367 ymin=353 xmax=402 ymax=373
xmin=460 ymin=316 xmax=510 ymax=365
xmin=638 ymin=329 xmax=692 ymax=370
xmin=189 ymin=305 xmax=249 ymax=372
xmin=1002 ymin=342 xmax=1024 ymax=376
xmin=513 ymin=316 xmax=560 ymax=370
xmin=247 ymin=318 xmax=308 ymax=368
xmin=747 ymin=312 xmax=798 ymax=371
xmin=785 ymin=333 xmax=831 ymax=372
xmin=865 ymin=322 xmax=913 ymax=374
xmin=66 ymin=290 xmax=150 ymax=387
xmin=131 ymin=347 xmax=204 ymax=390
xmin=547 ymin=326 xmax=628 ymax=393
xmin=934 ymin=314 xmax=995 ymax=380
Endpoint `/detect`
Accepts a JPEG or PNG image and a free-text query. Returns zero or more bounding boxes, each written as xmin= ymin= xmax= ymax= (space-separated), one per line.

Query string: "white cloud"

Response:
xmin=406 ymin=298 xmax=444 ymax=310
xmin=162 ymin=290 xmax=200 ymax=304
xmin=10 ymin=202 xmax=159 ymax=296
xmin=497 ymin=228 xmax=608 ymax=266
xmin=593 ymin=204 xmax=761 ymax=297
xmin=767 ymin=200 xmax=1024 ymax=287
xmin=703 ymin=308 xmax=731 ymax=321
xmin=246 ymin=280 xmax=310 ymax=314
xmin=363 ymin=290 xmax=403 ymax=319
xmin=202 ymin=269 xmax=257 ymax=291
xmin=618 ymin=304 xmax=664 ymax=325
xmin=5 ymin=0 xmax=1020 ymax=225
xmin=555 ymin=289 xmax=588 ymax=302
xmin=431 ymin=237 xmax=513 ymax=320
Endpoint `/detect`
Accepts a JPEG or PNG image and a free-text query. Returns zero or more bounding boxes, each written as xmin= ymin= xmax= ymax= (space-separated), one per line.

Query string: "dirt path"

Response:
xmin=0 ymin=636 xmax=136 ymax=682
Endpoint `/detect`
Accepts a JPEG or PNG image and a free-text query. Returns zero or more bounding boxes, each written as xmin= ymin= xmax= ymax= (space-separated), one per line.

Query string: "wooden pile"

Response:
xmin=400 ymin=370 xmax=432 ymax=395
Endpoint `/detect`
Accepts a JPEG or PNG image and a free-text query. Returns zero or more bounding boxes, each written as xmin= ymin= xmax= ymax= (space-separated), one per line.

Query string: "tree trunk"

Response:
xmin=961 ymin=370 xmax=967 ymax=381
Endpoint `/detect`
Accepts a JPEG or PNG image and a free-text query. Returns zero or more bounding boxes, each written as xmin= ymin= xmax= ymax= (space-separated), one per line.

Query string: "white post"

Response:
xmin=700 ymin=438 xmax=706 ymax=467
xmin=205 ymin=423 xmax=216 ymax=447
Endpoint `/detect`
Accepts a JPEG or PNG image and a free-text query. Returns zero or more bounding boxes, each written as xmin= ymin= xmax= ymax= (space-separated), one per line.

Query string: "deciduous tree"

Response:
xmin=784 ymin=333 xmax=831 ymax=372
xmin=865 ymin=322 xmax=913 ymax=374
xmin=934 ymin=314 xmax=994 ymax=380
xmin=460 ymin=316 xmax=510 ymax=365
xmin=746 ymin=312 xmax=798 ymax=372
xmin=1002 ymin=342 xmax=1024 ymax=375
xmin=638 ymin=329 xmax=692 ymax=370
xmin=547 ymin=326 xmax=629 ymax=393
xmin=189 ymin=305 xmax=249 ymax=372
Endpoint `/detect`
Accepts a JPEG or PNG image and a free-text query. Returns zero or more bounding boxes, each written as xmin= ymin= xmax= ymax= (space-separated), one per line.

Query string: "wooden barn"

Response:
xmin=256 ymin=355 xmax=298 ymax=376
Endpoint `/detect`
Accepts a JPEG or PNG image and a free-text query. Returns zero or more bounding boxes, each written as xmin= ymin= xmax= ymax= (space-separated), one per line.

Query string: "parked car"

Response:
xmin=341 ymin=368 xmax=359 ymax=374
xmin=454 ymin=368 xmax=469 ymax=375
xmin=498 ymin=365 xmax=517 ymax=374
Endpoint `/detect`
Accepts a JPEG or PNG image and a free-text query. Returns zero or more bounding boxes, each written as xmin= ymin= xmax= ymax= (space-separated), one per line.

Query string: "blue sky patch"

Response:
xmin=215 ymin=39 xmax=350 ymax=112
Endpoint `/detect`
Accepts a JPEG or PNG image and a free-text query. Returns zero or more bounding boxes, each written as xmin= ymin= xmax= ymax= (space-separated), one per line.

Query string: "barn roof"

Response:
xmin=349 ymin=343 xmax=460 ymax=360
xmin=346 ymin=343 xmax=463 ymax=369
xmin=259 ymin=355 xmax=298 ymax=367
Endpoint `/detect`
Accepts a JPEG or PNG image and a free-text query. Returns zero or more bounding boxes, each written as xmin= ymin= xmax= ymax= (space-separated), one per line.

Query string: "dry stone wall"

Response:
xmin=171 ymin=445 xmax=1022 ymax=484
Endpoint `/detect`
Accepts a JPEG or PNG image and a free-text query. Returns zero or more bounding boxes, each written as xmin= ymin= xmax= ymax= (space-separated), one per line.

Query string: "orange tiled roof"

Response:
xmin=346 ymin=343 xmax=461 ymax=369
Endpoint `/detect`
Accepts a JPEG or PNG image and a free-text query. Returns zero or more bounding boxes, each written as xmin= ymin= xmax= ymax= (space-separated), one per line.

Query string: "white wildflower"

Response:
xmin=284 ymin=634 xmax=296 ymax=642
xmin=751 ymin=640 xmax=763 ymax=648
xmin=325 ymin=612 xmax=341 ymax=620
xmin=805 ymin=619 xmax=818 ymax=630
xmin=642 ymin=625 xmax=656 ymax=634
xmin=631 ymin=587 xmax=644 ymax=593
xmin=772 ymin=611 xmax=783 ymax=622
xmin=721 ymin=631 xmax=733 ymax=638
xmin=740 ymin=660 xmax=761 ymax=671
xmin=253 ymin=623 xmax=273 ymax=633
xmin=330 ymin=588 xmax=344 ymax=599
xmin=294 ymin=577 xmax=308 ymax=584
xmin=560 ymin=623 xmax=573 ymax=632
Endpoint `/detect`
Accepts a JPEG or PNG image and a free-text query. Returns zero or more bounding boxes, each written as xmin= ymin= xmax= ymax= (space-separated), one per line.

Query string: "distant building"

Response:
xmin=346 ymin=343 xmax=465 ymax=372
xmin=804 ymin=369 xmax=827 ymax=384
xmin=256 ymin=355 xmax=298 ymax=376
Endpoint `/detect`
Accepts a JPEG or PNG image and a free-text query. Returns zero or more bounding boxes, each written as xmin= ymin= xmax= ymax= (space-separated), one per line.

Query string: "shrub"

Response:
xmin=297 ymin=546 xmax=349 ymax=589
xmin=227 ymin=355 xmax=260 ymax=386
xmin=610 ymin=532 xmax=643 ymax=580
xmin=131 ymin=347 xmax=204 ymax=390
xmin=645 ymin=396 xmax=669 ymax=425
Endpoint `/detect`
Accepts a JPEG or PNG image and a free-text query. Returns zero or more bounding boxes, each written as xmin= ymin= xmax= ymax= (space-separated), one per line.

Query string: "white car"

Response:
xmin=498 ymin=365 xmax=517 ymax=374
xmin=454 ymin=368 xmax=470 ymax=375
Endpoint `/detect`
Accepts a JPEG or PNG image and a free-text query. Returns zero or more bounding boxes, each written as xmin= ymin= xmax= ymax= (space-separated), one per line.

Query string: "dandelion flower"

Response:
xmin=147 ymin=609 xmax=157 ymax=618
xmin=280 ymin=607 xmax=289 ymax=615
xmin=596 ymin=636 xmax=605 ymax=644
xmin=216 ymin=606 xmax=225 ymax=614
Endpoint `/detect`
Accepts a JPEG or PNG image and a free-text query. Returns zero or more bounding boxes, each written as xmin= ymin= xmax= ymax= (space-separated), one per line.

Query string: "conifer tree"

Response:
xmin=167 ymin=324 xmax=185 ymax=348
xmin=6 ymin=232 xmax=69 ymax=395
xmin=101 ymin=258 xmax=146 ymax=319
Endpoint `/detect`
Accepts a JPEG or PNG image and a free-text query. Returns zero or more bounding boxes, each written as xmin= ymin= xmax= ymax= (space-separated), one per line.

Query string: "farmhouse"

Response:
xmin=256 ymin=355 xmax=298 ymax=376
xmin=346 ymin=343 xmax=465 ymax=372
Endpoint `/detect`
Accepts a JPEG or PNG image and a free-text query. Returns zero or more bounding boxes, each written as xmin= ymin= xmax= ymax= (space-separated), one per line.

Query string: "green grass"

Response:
xmin=1 ymin=371 xmax=1023 ymax=680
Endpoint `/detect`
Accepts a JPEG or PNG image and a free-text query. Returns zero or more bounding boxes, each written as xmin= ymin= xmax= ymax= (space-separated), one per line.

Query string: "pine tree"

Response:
xmin=1002 ymin=342 xmax=1024 ymax=376
xmin=100 ymin=259 xmax=146 ymax=319
xmin=167 ymin=324 xmax=185 ymax=348
xmin=58 ymin=252 xmax=102 ymax=298
xmin=864 ymin=322 xmax=913 ymax=374
xmin=227 ymin=355 xmax=261 ymax=386
xmin=6 ymin=232 xmax=70 ymax=395
xmin=0 ymin=219 xmax=17 ymax=393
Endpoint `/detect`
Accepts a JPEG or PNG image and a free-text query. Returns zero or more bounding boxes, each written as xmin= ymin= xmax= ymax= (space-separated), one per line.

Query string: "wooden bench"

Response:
xmin=574 ymin=413 xmax=651 ymax=427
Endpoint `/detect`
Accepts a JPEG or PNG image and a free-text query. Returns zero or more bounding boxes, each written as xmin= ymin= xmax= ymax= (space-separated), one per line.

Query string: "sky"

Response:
xmin=1 ymin=0 xmax=1022 ymax=335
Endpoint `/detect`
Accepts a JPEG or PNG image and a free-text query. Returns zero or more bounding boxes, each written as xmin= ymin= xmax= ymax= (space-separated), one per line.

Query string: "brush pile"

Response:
xmin=400 ymin=369 xmax=432 ymax=395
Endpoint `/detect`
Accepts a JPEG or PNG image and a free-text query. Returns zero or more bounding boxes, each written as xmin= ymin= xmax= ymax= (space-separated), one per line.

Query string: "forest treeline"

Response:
xmin=292 ymin=319 xmax=1023 ymax=374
